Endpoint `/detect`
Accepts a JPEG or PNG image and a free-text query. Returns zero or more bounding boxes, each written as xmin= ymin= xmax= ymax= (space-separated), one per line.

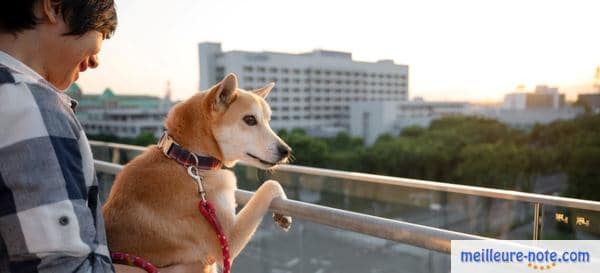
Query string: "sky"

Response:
xmin=76 ymin=0 xmax=600 ymax=102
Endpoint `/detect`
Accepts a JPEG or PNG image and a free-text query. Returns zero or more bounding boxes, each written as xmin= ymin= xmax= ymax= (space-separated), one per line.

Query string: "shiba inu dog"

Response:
xmin=103 ymin=73 xmax=292 ymax=273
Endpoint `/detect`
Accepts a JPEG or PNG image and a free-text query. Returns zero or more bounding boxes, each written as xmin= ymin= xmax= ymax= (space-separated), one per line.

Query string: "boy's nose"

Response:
xmin=89 ymin=55 xmax=99 ymax=69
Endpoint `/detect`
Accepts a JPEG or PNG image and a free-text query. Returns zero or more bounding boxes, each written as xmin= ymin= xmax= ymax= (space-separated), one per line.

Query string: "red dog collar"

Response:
xmin=157 ymin=132 xmax=222 ymax=170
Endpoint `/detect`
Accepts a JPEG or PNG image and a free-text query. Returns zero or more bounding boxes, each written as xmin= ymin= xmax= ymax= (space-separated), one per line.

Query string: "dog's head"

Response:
xmin=166 ymin=73 xmax=291 ymax=169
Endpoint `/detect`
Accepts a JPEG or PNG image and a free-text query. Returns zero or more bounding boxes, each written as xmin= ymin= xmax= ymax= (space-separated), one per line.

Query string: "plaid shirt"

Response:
xmin=0 ymin=51 xmax=114 ymax=273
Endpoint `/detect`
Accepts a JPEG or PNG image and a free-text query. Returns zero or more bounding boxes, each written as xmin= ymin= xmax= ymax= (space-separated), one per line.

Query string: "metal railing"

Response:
xmin=95 ymin=160 xmax=485 ymax=253
xmin=90 ymin=141 xmax=600 ymax=246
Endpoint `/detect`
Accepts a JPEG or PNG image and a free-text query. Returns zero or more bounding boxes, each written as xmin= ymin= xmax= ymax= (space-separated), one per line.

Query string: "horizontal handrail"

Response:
xmin=89 ymin=140 xmax=147 ymax=152
xmin=90 ymin=141 xmax=600 ymax=212
xmin=94 ymin=160 xmax=486 ymax=253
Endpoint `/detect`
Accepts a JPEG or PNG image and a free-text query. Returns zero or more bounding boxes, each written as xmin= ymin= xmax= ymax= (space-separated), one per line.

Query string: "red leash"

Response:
xmin=110 ymin=164 xmax=231 ymax=273
xmin=198 ymin=199 xmax=231 ymax=273
xmin=111 ymin=252 xmax=159 ymax=273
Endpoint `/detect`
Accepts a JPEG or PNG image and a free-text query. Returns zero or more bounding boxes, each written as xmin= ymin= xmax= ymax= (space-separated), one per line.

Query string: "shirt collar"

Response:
xmin=0 ymin=50 xmax=45 ymax=83
xmin=0 ymin=50 xmax=78 ymax=111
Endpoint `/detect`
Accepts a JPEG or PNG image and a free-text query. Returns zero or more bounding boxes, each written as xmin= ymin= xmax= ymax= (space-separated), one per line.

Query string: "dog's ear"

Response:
xmin=208 ymin=73 xmax=238 ymax=110
xmin=254 ymin=82 xmax=274 ymax=98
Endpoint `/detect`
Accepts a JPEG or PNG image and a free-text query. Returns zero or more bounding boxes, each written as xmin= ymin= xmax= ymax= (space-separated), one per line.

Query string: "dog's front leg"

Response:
xmin=228 ymin=180 xmax=291 ymax=259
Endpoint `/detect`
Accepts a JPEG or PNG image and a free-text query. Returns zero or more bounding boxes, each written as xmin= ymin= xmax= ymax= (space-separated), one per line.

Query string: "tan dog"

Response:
xmin=102 ymin=74 xmax=292 ymax=273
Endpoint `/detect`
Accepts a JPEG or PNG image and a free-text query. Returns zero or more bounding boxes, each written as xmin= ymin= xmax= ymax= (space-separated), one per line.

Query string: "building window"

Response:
xmin=243 ymin=66 xmax=253 ymax=72
xmin=257 ymin=66 xmax=266 ymax=73
xmin=243 ymin=76 xmax=253 ymax=82
xmin=269 ymin=67 xmax=278 ymax=73
xmin=282 ymin=68 xmax=289 ymax=74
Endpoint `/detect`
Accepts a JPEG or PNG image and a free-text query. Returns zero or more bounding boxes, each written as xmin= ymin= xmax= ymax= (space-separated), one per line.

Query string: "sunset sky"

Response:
xmin=77 ymin=0 xmax=600 ymax=102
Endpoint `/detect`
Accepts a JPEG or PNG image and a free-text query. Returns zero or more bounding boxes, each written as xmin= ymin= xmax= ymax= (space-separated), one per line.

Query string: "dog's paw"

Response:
xmin=273 ymin=213 xmax=292 ymax=232
xmin=202 ymin=255 xmax=216 ymax=266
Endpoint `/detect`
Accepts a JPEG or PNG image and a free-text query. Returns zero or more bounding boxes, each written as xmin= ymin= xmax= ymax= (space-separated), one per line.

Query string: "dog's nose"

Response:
xmin=277 ymin=144 xmax=291 ymax=158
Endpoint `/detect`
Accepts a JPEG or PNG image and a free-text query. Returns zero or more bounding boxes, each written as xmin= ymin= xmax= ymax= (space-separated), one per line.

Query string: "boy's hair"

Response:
xmin=0 ymin=0 xmax=117 ymax=39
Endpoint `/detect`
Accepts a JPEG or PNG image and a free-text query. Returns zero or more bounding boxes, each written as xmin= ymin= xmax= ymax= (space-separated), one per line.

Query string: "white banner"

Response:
xmin=451 ymin=240 xmax=600 ymax=273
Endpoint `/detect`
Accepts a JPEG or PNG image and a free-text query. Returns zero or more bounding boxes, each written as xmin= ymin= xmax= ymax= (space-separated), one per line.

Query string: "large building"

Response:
xmin=199 ymin=42 xmax=409 ymax=131
xmin=66 ymin=84 xmax=173 ymax=139
xmin=350 ymin=99 xmax=470 ymax=145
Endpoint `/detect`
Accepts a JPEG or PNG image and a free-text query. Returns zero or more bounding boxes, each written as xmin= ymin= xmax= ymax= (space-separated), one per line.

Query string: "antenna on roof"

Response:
xmin=165 ymin=81 xmax=172 ymax=101
xmin=160 ymin=81 xmax=172 ymax=110
xmin=594 ymin=66 xmax=600 ymax=92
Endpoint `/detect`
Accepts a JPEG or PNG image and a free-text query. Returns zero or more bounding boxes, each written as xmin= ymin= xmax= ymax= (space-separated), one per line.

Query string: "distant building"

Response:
xmin=503 ymin=85 xmax=565 ymax=110
xmin=476 ymin=85 xmax=580 ymax=128
xmin=66 ymin=83 xmax=173 ymax=139
xmin=475 ymin=108 xmax=583 ymax=128
xmin=350 ymin=100 xmax=470 ymax=145
xmin=577 ymin=93 xmax=600 ymax=113
xmin=199 ymin=42 xmax=409 ymax=132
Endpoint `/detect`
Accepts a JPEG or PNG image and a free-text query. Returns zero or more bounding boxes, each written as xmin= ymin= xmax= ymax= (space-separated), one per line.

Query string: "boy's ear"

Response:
xmin=41 ymin=0 xmax=61 ymax=24
xmin=254 ymin=83 xmax=274 ymax=98
xmin=207 ymin=73 xmax=238 ymax=110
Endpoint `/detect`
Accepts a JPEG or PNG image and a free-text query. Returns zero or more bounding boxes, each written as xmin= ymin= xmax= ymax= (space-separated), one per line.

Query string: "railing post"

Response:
xmin=111 ymin=147 xmax=120 ymax=164
xmin=532 ymin=203 xmax=543 ymax=240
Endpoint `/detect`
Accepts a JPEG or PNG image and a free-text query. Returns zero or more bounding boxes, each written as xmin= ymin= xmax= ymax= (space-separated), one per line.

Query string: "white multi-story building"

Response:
xmin=199 ymin=42 xmax=409 ymax=131
xmin=350 ymin=99 xmax=470 ymax=145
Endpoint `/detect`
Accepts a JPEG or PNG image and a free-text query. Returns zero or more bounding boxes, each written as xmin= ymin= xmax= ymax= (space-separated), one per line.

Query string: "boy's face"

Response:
xmin=42 ymin=16 xmax=104 ymax=90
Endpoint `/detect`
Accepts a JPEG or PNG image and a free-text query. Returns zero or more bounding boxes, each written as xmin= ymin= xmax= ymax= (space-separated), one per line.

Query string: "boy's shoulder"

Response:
xmin=0 ymin=63 xmax=82 ymax=148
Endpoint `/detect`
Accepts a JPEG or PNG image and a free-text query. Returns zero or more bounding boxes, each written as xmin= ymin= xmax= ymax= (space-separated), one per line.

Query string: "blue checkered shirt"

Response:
xmin=0 ymin=51 xmax=114 ymax=273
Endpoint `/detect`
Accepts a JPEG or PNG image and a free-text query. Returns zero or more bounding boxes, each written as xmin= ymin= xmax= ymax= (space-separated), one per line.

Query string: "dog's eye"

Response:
xmin=243 ymin=115 xmax=257 ymax=126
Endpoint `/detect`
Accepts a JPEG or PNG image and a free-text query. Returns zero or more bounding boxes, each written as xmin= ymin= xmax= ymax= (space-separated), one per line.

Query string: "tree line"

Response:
xmin=278 ymin=113 xmax=600 ymax=201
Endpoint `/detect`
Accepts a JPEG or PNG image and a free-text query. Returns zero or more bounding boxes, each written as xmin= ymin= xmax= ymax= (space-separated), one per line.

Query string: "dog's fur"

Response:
xmin=102 ymin=74 xmax=292 ymax=273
